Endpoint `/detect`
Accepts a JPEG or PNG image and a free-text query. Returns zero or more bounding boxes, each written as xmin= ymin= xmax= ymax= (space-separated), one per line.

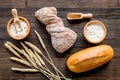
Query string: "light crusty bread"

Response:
xmin=35 ymin=7 xmax=77 ymax=53
xmin=67 ymin=45 xmax=114 ymax=73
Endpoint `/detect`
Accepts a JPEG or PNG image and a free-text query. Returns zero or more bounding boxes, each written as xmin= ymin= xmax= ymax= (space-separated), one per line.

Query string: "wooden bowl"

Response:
xmin=7 ymin=16 xmax=30 ymax=40
xmin=83 ymin=20 xmax=107 ymax=44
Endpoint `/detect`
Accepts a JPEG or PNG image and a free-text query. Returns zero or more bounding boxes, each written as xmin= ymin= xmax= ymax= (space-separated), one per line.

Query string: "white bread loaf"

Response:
xmin=67 ymin=45 xmax=114 ymax=73
xmin=35 ymin=7 xmax=77 ymax=53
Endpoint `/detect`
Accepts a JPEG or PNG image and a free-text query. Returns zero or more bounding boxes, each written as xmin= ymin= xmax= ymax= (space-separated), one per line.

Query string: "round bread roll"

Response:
xmin=67 ymin=45 xmax=114 ymax=73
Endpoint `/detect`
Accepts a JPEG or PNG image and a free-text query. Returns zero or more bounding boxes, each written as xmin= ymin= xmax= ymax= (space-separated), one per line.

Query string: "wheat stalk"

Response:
xmin=29 ymin=48 xmax=61 ymax=79
xmin=34 ymin=30 xmax=65 ymax=78
xmin=5 ymin=41 xmax=71 ymax=80
xmin=10 ymin=57 xmax=31 ymax=67
xmin=4 ymin=43 xmax=21 ymax=58
xmin=6 ymin=41 xmax=22 ymax=54
xmin=34 ymin=30 xmax=60 ymax=77
xmin=5 ymin=35 xmax=71 ymax=80
xmin=5 ymin=42 xmax=58 ymax=79
xmin=33 ymin=50 xmax=45 ymax=66
xmin=20 ymin=42 xmax=37 ymax=66
xmin=12 ymin=67 xmax=39 ymax=72
xmin=24 ymin=41 xmax=43 ymax=54
xmin=29 ymin=49 xmax=42 ymax=67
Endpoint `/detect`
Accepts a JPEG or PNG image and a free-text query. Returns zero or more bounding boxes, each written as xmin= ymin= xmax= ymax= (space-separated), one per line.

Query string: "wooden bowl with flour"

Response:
xmin=7 ymin=9 xmax=30 ymax=40
xmin=83 ymin=20 xmax=107 ymax=44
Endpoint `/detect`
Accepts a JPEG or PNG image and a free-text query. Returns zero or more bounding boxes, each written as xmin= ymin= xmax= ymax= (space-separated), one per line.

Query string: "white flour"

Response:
xmin=86 ymin=24 xmax=104 ymax=42
xmin=10 ymin=20 xmax=28 ymax=37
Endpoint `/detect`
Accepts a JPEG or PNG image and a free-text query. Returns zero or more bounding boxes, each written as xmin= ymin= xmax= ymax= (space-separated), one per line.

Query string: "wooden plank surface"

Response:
xmin=0 ymin=0 xmax=120 ymax=80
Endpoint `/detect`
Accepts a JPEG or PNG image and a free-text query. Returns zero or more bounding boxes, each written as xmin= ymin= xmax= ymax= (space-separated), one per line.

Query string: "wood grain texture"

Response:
xmin=0 ymin=0 xmax=26 ymax=8
xmin=27 ymin=0 xmax=119 ymax=8
xmin=0 ymin=0 xmax=120 ymax=80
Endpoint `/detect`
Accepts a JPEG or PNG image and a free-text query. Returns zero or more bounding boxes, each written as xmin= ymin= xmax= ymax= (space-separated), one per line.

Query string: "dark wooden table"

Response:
xmin=0 ymin=0 xmax=120 ymax=80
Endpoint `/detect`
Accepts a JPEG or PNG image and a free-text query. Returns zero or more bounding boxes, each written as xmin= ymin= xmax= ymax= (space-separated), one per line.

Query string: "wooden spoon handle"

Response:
xmin=82 ymin=13 xmax=93 ymax=19
xmin=11 ymin=9 xmax=20 ymax=22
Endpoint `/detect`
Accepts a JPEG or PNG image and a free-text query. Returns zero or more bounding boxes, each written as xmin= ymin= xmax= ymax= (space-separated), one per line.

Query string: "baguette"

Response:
xmin=67 ymin=45 xmax=114 ymax=73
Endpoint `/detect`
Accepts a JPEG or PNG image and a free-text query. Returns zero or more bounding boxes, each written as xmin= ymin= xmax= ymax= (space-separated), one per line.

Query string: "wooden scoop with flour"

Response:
xmin=7 ymin=9 xmax=30 ymax=40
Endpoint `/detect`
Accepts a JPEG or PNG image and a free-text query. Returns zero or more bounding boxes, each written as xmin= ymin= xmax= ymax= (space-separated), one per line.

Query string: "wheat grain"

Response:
xmin=34 ymin=50 xmax=45 ymax=66
xmin=29 ymin=49 xmax=42 ymax=67
xmin=24 ymin=41 xmax=47 ymax=66
xmin=20 ymin=42 xmax=34 ymax=62
xmin=6 ymin=41 xmax=22 ymax=54
xmin=28 ymin=49 xmax=35 ymax=62
xmin=21 ymin=49 xmax=38 ymax=68
xmin=24 ymin=41 xmax=43 ymax=54
xmin=21 ymin=42 xmax=36 ymax=64
xmin=34 ymin=30 xmax=46 ymax=50
xmin=10 ymin=57 xmax=31 ymax=67
xmin=12 ymin=67 xmax=38 ymax=72
xmin=20 ymin=42 xmax=30 ymax=55
xmin=4 ymin=43 xmax=21 ymax=58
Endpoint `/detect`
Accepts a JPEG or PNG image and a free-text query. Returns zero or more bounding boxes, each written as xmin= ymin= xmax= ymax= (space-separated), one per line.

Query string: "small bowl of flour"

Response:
xmin=83 ymin=20 xmax=107 ymax=44
xmin=7 ymin=16 xmax=30 ymax=40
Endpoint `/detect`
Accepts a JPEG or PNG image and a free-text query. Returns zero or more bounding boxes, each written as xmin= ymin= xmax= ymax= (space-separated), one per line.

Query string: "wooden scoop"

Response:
xmin=11 ymin=9 xmax=23 ymax=33
xmin=67 ymin=13 xmax=93 ymax=20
